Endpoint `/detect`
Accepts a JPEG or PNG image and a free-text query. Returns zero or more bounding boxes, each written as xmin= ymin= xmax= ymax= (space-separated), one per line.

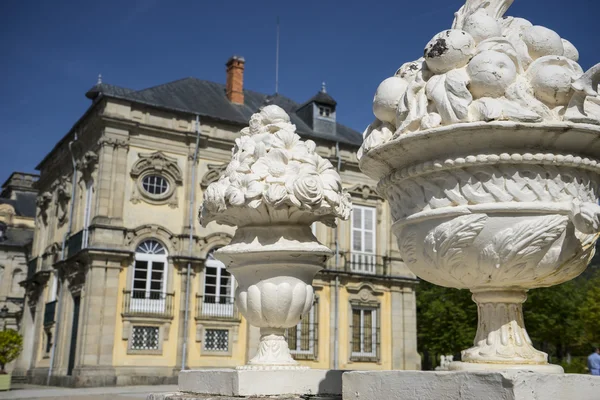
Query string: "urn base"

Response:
xmin=449 ymin=361 xmax=564 ymax=374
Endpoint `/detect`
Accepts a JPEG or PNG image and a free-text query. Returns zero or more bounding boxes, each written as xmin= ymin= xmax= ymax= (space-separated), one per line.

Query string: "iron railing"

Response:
xmin=43 ymin=300 xmax=57 ymax=326
xmin=66 ymin=230 xmax=84 ymax=258
xmin=339 ymin=252 xmax=389 ymax=275
xmin=349 ymin=309 xmax=381 ymax=362
xmin=196 ymin=295 xmax=239 ymax=320
xmin=122 ymin=290 xmax=175 ymax=318
xmin=286 ymin=298 xmax=319 ymax=360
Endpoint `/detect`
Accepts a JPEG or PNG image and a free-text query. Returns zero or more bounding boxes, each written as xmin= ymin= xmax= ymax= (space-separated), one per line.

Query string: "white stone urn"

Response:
xmin=359 ymin=0 xmax=600 ymax=373
xmin=201 ymin=105 xmax=351 ymax=369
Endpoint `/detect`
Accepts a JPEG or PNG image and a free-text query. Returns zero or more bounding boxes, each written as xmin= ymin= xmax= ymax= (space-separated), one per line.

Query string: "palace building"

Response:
xmin=15 ymin=56 xmax=420 ymax=386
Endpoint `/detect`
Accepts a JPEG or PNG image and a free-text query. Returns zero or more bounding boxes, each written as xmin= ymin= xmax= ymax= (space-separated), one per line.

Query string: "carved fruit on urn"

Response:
xmin=359 ymin=0 xmax=600 ymax=373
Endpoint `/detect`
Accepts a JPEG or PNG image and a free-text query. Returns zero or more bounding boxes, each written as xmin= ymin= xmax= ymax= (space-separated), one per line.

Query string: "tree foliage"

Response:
xmin=416 ymin=280 xmax=477 ymax=369
xmin=417 ymin=260 xmax=600 ymax=370
xmin=0 ymin=329 xmax=23 ymax=373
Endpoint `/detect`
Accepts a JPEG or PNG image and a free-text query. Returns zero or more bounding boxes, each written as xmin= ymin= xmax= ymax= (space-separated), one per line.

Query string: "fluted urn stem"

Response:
xmin=461 ymin=290 xmax=547 ymax=365
xmin=238 ymin=328 xmax=303 ymax=370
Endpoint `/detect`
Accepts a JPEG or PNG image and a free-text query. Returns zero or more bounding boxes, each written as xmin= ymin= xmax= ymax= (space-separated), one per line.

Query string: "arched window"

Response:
xmin=11 ymin=268 xmax=25 ymax=296
xmin=202 ymin=249 xmax=235 ymax=318
xmin=131 ymin=239 xmax=168 ymax=312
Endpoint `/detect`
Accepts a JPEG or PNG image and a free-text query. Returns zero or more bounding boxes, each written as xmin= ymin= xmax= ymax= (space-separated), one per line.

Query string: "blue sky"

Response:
xmin=1 ymin=0 xmax=599 ymax=184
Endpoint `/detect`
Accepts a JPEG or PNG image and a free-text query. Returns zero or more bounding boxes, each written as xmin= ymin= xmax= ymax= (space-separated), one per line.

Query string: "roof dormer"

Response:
xmin=296 ymin=83 xmax=337 ymax=136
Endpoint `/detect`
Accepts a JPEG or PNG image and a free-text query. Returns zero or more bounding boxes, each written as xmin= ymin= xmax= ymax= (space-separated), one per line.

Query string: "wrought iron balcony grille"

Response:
xmin=196 ymin=294 xmax=239 ymax=321
xmin=122 ymin=290 xmax=174 ymax=318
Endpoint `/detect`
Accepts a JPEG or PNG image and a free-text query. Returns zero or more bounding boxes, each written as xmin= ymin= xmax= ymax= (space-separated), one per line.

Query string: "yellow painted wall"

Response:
xmin=297 ymin=284 xmax=331 ymax=369
xmin=338 ymin=286 xmax=393 ymax=370
xmin=113 ymin=264 xmax=181 ymax=367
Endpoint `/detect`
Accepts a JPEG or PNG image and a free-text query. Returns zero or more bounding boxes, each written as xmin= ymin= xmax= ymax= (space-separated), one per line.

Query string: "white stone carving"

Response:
xmin=361 ymin=95 xmax=600 ymax=371
xmin=200 ymin=106 xmax=351 ymax=369
xmin=359 ymin=0 xmax=600 ymax=159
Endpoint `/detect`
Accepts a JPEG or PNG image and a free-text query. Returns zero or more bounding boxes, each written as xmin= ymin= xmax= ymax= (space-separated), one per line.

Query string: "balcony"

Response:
xmin=122 ymin=290 xmax=174 ymax=318
xmin=43 ymin=300 xmax=57 ymax=326
xmin=196 ymin=295 xmax=239 ymax=321
xmin=66 ymin=230 xmax=84 ymax=258
xmin=340 ymin=252 xmax=389 ymax=275
xmin=26 ymin=257 xmax=38 ymax=280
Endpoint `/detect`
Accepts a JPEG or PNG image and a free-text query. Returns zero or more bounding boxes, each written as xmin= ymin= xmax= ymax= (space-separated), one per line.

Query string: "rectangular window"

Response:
xmin=131 ymin=326 xmax=159 ymax=350
xmin=287 ymin=298 xmax=319 ymax=360
xmin=350 ymin=306 xmax=379 ymax=361
xmin=350 ymin=205 xmax=377 ymax=274
xmin=204 ymin=329 xmax=229 ymax=352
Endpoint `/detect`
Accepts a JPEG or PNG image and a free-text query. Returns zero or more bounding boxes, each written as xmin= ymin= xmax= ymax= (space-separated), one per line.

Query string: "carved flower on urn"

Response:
xmin=359 ymin=0 xmax=600 ymax=373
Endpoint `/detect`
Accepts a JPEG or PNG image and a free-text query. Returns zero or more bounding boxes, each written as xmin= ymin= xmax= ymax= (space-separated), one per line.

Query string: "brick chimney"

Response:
xmin=226 ymin=55 xmax=245 ymax=104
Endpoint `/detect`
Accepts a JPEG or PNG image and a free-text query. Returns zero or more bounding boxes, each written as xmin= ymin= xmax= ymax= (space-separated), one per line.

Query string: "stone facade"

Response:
xmin=0 ymin=173 xmax=37 ymax=331
xmin=16 ymin=58 xmax=420 ymax=387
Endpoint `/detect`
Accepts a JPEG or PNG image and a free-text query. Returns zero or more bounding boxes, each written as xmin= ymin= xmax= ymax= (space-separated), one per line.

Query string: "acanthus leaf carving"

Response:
xmin=479 ymin=215 xmax=568 ymax=275
xmin=423 ymin=214 xmax=487 ymax=281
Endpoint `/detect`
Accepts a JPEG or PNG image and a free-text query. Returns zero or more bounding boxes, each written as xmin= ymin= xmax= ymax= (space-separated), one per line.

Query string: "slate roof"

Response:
xmin=85 ymin=78 xmax=363 ymax=147
xmin=0 ymin=226 xmax=34 ymax=248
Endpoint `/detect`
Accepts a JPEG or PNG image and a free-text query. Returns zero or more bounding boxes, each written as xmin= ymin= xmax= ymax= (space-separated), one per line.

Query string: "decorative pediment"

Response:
xmin=125 ymin=224 xmax=176 ymax=254
xmin=348 ymin=184 xmax=382 ymax=200
xmin=200 ymin=164 xmax=227 ymax=189
xmin=131 ymin=152 xmax=183 ymax=183
xmin=130 ymin=152 xmax=183 ymax=208
xmin=198 ymin=232 xmax=233 ymax=259
xmin=347 ymin=282 xmax=384 ymax=303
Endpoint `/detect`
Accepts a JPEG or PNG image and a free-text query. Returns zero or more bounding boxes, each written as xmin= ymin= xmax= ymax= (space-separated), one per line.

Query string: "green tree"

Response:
xmin=416 ymin=280 xmax=477 ymax=369
xmin=0 ymin=329 xmax=23 ymax=373
xmin=578 ymin=270 xmax=600 ymax=348
xmin=524 ymin=279 xmax=585 ymax=361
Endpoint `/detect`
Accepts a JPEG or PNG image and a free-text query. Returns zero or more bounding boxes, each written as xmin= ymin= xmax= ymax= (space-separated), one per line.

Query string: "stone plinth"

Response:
xmin=343 ymin=370 xmax=600 ymax=400
xmin=178 ymin=369 xmax=343 ymax=397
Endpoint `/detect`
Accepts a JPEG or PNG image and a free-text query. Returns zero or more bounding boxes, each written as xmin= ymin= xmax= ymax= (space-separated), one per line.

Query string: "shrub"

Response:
xmin=0 ymin=330 xmax=23 ymax=374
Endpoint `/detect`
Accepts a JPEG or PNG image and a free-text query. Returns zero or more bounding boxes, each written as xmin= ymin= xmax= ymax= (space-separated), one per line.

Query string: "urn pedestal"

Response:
xmin=216 ymin=225 xmax=332 ymax=369
xmin=360 ymin=122 xmax=600 ymax=372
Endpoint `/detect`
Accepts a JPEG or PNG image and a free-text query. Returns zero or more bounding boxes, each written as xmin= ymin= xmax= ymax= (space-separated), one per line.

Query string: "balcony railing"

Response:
xmin=122 ymin=290 xmax=174 ymax=318
xmin=196 ymin=295 xmax=239 ymax=320
xmin=44 ymin=300 xmax=57 ymax=326
xmin=340 ymin=252 xmax=389 ymax=275
xmin=27 ymin=257 xmax=38 ymax=279
xmin=66 ymin=230 xmax=84 ymax=258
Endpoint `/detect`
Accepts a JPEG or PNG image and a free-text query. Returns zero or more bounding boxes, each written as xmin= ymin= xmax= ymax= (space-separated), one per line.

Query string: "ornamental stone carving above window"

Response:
xmin=130 ymin=152 xmax=183 ymax=208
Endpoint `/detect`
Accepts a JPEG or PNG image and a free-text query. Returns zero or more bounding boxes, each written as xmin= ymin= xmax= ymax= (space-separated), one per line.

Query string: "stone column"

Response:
xmin=95 ymin=132 xmax=128 ymax=223
xmin=73 ymin=256 xmax=122 ymax=384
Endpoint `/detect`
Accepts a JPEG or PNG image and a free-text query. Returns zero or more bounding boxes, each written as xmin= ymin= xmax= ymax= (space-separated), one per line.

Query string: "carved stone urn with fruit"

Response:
xmin=359 ymin=0 xmax=600 ymax=373
xmin=201 ymin=105 xmax=351 ymax=369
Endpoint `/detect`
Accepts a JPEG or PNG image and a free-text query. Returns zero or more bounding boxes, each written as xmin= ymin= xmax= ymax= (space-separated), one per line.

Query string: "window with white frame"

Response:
xmin=131 ymin=326 xmax=160 ymax=350
xmin=350 ymin=306 xmax=379 ymax=361
xmin=204 ymin=328 xmax=229 ymax=352
xmin=131 ymin=240 xmax=168 ymax=313
xmin=350 ymin=205 xmax=376 ymax=274
xmin=287 ymin=297 xmax=319 ymax=360
xmin=202 ymin=250 xmax=235 ymax=318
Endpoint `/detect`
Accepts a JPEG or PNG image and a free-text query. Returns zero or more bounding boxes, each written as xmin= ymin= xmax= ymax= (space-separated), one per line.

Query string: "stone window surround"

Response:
xmin=124 ymin=237 xmax=174 ymax=305
xmin=122 ymin=317 xmax=170 ymax=356
xmin=346 ymin=283 xmax=384 ymax=364
xmin=195 ymin=320 xmax=239 ymax=357
xmin=130 ymin=151 xmax=183 ymax=208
